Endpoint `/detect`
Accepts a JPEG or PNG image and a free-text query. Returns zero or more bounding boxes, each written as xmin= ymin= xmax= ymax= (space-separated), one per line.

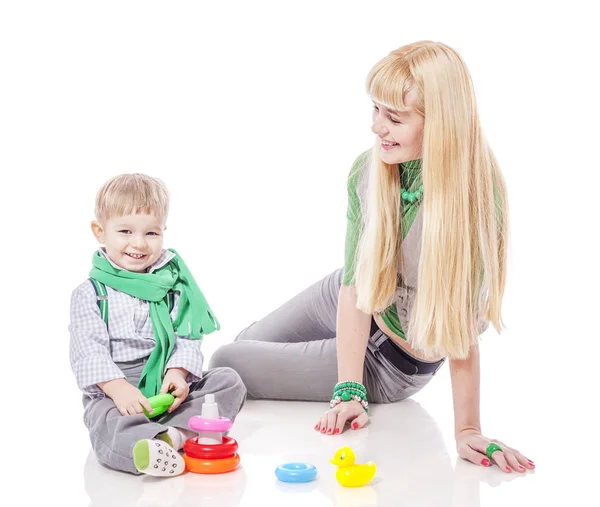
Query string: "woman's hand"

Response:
xmin=160 ymin=368 xmax=190 ymax=413
xmin=314 ymin=400 xmax=369 ymax=434
xmin=456 ymin=429 xmax=535 ymax=473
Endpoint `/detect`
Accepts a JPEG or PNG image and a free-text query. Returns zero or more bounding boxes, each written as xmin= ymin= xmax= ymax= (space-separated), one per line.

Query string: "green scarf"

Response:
xmin=89 ymin=249 xmax=219 ymax=398
xmin=399 ymin=158 xmax=422 ymax=238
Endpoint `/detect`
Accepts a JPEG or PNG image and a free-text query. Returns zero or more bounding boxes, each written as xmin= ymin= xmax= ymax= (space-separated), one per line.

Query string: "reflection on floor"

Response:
xmin=82 ymin=399 xmax=529 ymax=507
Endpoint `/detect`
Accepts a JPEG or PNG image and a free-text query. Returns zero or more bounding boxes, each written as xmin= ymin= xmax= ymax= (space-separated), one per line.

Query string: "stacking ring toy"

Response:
xmin=188 ymin=415 xmax=232 ymax=433
xmin=275 ymin=462 xmax=318 ymax=483
xmin=143 ymin=393 xmax=175 ymax=418
xmin=184 ymin=436 xmax=239 ymax=460
xmin=183 ymin=453 xmax=240 ymax=474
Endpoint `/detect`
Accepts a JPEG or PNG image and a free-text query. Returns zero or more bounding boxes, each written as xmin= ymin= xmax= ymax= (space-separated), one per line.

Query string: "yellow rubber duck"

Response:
xmin=330 ymin=446 xmax=376 ymax=487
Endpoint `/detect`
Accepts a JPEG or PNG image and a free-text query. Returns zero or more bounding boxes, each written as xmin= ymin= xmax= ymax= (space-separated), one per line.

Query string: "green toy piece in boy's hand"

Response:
xmin=143 ymin=393 xmax=175 ymax=418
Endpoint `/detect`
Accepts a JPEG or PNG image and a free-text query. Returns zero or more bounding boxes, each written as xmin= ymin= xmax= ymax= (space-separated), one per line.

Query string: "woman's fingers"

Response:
xmin=333 ymin=409 xmax=353 ymax=434
xmin=351 ymin=411 xmax=369 ymax=430
xmin=513 ymin=449 xmax=535 ymax=470
xmin=458 ymin=443 xmax=491 ymax=467
xmin=458 ymin=433 xmax=535 ymax=473
xmin=490 ymin=448 xmax=511 ymax=473
xmin=325 ymin=409 xmax=338 ymax=434
xmin=317 ymin=412 xmax=330 ymax=433
xmin=504 ymin=450 xmax=526 ymax=473
xmin=314 ymin=402 xmax=369 ymax=435
xmin=495 ymin=441 xmax=530 ymax=473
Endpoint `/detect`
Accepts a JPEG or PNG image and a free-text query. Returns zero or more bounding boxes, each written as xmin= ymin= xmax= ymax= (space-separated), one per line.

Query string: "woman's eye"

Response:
xmin=389 ymin=116 xmax=401 ymax=124
xmin=147 ymin=232 xmax=159 ymax=236
xmin=118 ymin=230 xmax=131 ymax=234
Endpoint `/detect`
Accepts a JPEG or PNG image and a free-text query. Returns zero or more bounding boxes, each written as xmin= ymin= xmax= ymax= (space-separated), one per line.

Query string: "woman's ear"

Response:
xmin=91 ymin=221 xmax=105 ymax=243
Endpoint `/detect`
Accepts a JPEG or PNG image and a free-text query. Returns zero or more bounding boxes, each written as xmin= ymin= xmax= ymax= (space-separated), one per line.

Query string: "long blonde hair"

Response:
xmin=354 ymin=41 xmax=508 ymax=359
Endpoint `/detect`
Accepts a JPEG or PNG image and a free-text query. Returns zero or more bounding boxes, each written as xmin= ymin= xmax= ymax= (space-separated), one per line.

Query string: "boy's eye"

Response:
xmin=147 ymin=232 xmax=159 ymax=236
xmin=118 ymin=230 xmax=131 ymax=234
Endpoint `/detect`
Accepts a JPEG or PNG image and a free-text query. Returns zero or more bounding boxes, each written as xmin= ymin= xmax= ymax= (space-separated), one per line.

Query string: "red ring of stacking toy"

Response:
xmin=183 ymin=436 xmax=239 ymax=460
xmin=183 ymin=453 xmax=240 ymax=474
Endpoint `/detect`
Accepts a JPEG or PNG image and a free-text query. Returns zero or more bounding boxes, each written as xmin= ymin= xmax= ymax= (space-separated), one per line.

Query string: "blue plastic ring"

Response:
xmin=275 ymin=462 xmax=317 ymax=483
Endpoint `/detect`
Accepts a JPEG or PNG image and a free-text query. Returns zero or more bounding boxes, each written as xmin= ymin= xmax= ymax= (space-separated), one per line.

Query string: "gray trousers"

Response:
xmin=209 ymin=268 xmax=438 ymax=404
xmin=82 ymin=364 xmax=246 ymax=474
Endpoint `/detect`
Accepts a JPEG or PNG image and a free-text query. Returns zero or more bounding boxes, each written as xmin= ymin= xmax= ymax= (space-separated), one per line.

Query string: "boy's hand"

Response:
xmin=98 ymin=378 xmax=153 ymax=417
xmin=160 ymin=368 xmax=190 ymax=413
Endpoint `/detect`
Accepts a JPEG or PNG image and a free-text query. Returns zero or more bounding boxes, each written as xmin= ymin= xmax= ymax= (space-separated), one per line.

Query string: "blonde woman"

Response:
xmin=210 ymin=41 xmax=533 ymax=473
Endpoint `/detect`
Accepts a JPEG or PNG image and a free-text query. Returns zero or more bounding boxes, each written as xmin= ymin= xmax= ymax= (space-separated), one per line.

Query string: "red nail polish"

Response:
xmin=519 ymin=465 xmax=525 ymax=470
xmin=335 ymin=428 xmax=340 ymax=434
xmin=327 ymin=428 xmax=332 ymax=433
xmin=505 ymin=466 xmax=511 ymax=472
xmin=352 ymin=422 xmax=358 ymax=429
xmin=314 ymin=425 xmax=319 ymax=430
xmin=321 ymin=428 xmax=326 ymax=433
xmin=481 ymin=458 xmax=490 ymax=466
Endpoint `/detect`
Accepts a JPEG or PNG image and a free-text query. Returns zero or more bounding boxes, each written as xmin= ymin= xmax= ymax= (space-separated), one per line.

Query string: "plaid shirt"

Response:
xmin=69 ymin=248 xmax=204 ymax=398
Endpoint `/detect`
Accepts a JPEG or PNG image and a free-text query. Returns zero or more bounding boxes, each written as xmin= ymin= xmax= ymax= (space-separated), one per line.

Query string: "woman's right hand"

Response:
xmin=314 ymin=400 xmax=369 ymax=435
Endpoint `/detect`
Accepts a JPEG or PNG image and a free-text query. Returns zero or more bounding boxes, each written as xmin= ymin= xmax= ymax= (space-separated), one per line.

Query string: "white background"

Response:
xmin=1 ymin=1 xmax=598 ymax=505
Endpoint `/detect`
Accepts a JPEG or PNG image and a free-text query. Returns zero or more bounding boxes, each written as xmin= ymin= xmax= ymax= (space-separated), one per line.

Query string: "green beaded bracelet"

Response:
xmin=334 ymin=381 xmax=367 ymax=394
xmin=330 ymin=395 xmax=369 ymax=413
xmin=340 ymin=390 xmax=365 ymax=402
xmin=333 ymin=388 xmax=367 ymax=401
xmin=331 ymin=380 xmax=369 ymax=413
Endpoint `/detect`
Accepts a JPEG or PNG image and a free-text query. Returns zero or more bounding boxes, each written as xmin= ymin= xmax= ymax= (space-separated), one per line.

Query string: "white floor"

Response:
xmin=79 ymin=400 xmax=531 ymax=507
xmin=45 ymin=351 xmax=593 ymax=507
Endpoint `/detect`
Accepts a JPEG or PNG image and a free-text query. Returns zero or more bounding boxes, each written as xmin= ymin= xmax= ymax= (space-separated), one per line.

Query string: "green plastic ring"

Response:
xmin=486 ymin=443 xmax=502 ymax=460
xmin=143 ymin=393 xmax=175 ymax=418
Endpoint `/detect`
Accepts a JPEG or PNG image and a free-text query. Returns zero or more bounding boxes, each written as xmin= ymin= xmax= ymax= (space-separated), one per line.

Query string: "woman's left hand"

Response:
xmin=455 ymin=429 xmax=535 ymax=473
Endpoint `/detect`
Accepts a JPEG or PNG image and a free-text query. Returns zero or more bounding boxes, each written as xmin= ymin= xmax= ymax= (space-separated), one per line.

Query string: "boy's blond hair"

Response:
xmin=95 ymin=173 xmax=170 ymax=224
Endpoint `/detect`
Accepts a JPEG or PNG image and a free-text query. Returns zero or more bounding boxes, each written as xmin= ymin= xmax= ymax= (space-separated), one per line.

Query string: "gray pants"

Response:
xmin=82 ymin=364 xmax=246 ymax=474
xmin=209 ymin=268 xmax=439 ymax=404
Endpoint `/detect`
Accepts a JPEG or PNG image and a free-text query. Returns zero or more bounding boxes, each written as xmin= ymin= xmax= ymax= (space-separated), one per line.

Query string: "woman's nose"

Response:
xmin=371 ymin=119 xmax=388 ymax=136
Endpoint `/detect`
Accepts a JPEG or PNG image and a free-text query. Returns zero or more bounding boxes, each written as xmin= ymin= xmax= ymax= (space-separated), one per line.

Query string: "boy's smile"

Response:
xmin=91 ymin=213 xmax=166 ymax=272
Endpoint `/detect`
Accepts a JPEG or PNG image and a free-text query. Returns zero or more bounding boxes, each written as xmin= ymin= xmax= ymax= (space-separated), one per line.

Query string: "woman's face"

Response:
xmin=371 ymin=90 xmax=424 ymax=164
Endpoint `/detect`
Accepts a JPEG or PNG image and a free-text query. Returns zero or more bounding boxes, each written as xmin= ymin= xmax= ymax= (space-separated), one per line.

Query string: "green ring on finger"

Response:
xmin=486 ymin=443 xmax=502 ymax=460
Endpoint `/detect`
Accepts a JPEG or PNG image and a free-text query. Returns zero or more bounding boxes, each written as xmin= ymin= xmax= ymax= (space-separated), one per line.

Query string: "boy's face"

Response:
xmin=91 ymin=213 xmax=166 ymax=273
